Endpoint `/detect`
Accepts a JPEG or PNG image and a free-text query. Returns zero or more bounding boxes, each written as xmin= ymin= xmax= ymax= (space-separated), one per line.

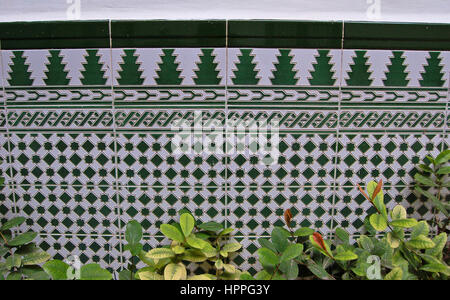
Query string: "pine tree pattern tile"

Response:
xmin=9 ymin=133 xmax=117 ymax=186
xmin=14 ymin=185 xmax=119 ymax=235
xmin=117 ymin=186 xmax=226 ymax=235
xmin=228 ymin=186 xmax=334 ymax=236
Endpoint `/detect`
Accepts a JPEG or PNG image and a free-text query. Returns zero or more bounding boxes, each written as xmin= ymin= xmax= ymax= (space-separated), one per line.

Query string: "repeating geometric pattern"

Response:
xmin=9 ymin=133 xmax=116 ymax=186
xmin=14 ymin=185 xmax=119 ymax=235
xmin=335 ymin=133 xmax=445 ymax=186
xmin=37 ymin=234 xmax=122 ymax=273
xmin=0 ymin=45 xmax=448 ymax=276
xmin=227 ymin=132 xmax=337 ymax=187
xmin=228 ymin=186 xmax=334 ymax=236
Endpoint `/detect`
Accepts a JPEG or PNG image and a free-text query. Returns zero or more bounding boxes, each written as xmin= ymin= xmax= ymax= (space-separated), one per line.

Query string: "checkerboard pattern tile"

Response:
xmin=0 ymin=43 xmax=448 ymax=275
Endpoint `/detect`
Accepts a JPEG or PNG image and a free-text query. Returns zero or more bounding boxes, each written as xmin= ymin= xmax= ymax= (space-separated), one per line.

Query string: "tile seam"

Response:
xmin=0 ymin=39 xmax=19 ymax=236
xmin=109 ymin=18 xmax=124 ymax=274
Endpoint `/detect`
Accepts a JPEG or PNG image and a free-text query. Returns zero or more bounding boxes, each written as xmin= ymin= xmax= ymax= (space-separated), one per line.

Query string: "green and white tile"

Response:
xmin=228 ymin=186 xmax=334 ymax=236
xmin=37 ymin=234 xmax=122 ymax=273
xmin=14 ymin=185 xmax=119 ymax=235
xmin=9 ymin=133 xmax=117 ymax=186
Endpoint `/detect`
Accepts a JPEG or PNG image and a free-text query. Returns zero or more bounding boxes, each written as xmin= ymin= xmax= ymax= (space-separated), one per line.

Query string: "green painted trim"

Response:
xmin=0 ymin=21 xmax=110 ymax=49
xmin=343 ymin=21 xmax=450 ymax=50
xmin=228 ymin=20 xmax=342 ymax=48
xmin=111 ymin=20 xmax=226 ymax=48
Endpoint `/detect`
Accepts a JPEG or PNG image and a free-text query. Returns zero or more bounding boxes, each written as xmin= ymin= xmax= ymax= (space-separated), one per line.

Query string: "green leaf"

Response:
xmin=219 ymin=228 xmax=234 ymax=236
xmin=182 ymin=249 xmax=208 ymax=262
xmin=279 ymin=259 xmax=299 ymax=280
xmin=436 ymin=166 xmax=450 ymax=175
xmin=294 ymin=227 xmax=314 ymax=237
xmin=369 ymin=214 xmax=387 ymax=232
xmin=257 ymin=247 xmax=279 ymax=267
xmin=255 ymin=270 xmax=271 ymax=280
xmin=21 ymin=266 xmax=50 ymax=280
xmin=6 ymin=272 xmax=22 ymax=280
xmin=215 ymin=259 xmax=224 ymax=270
xmin=125 ymin=220 xmax=142 ymax=247
xmin=146 ymin=248 xmax=175 ymax=259
xmin=164 ymin=263 xmax=187 ymax=280
xmin=186 ymin=236 xmax=209 ymax=250
xmin=334 ymin=250 xmax=358 ymax=261
xmin=280 ymin=244 xmax=303 ymax=262
xmin=271 ymin=227 xmax=290 ymax=252
xmin=0 ymin=246 xmax=8 ymax=257
xmin=8 ymin=232 xmax=37 ymax=246
xmin=420 ymin=263 xmax=450 ymax=276
xmin=138 ymin=270 xmax=164 ymax=280
xmin=222 ymin=242 xmax=242 ymax=253
xmin=0 ymin=217 xmax=26 ymax=231
xmin=425 ymin=233 xmax=447 ymax=259
xmin=406 ymin=235 xmax=435 ymax=249
xmin=6 ymin=255 xmax=21 ymax=269
xmin=80 ymin=263 xmax=112 ymax=280
xmin=160 ymin=224 xmax=184 ymax=242
xmin=358 ymin=235 xmax=374 ymax=252
xmin=387 ymin=232 xmax=400 ymax=248
xmin=385 ymin=267 xmax=403 ymax=280
xmin=411 ymin=221 xmax=429 ymax=239
xmin=22 ymin=251 xmax=51 ymax=265
xmin=258 ymin=238 xmax=278 ymax=253
xmin=42 ymin=260 xmax=70 ymax=280
xmin=390 ymin=218 xmax=418 ymax=228
xmin=180 ymin=213 xmax=195 ymax=237
xmin=197 ymin=221 xmax=223 ymax=232
xmin=335 ymin=227 xmax=350 ymax=244
xmin=435 ymin=149 xmax=450 ymax=165
xmin=391 ymin=205 xmax=407 ymax=220
xmin=418 ymin=164 xmax=433 ymax=172
xmin=240 ymin=273 xmax=255 ymax=280
xmin=188 ymin=274 xmax=215 ymax=280
xmin=306 ymin=262 xmax=332 ymax=280
xmin=414 ymin=173 xmax=437 ymax=187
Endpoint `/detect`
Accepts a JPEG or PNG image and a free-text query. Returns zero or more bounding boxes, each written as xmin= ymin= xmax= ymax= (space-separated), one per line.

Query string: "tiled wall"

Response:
xmin=0 ymin=20 xmax=449 ymax=275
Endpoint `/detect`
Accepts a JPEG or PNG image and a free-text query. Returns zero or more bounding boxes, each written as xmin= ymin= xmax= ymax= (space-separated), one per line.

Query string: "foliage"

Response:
xmin=0 ymin=216 xmax=52 ymax=280
xmin=120 ymin=212 xmax=244 ymax=280
xmin=414 ymin=149 xmax=450 ymax=233
xmin=251 ymin=179 xmax=449 ymax=280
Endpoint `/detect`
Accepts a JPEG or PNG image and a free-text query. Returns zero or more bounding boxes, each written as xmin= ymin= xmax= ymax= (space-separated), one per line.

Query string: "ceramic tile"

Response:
xmin=14 ymin=185 xmax=119 ymax=235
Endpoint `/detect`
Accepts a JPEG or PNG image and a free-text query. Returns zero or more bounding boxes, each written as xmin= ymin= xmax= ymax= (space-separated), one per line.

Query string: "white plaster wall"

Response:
xmin=0 ymin=0 xmax=449 ymax=23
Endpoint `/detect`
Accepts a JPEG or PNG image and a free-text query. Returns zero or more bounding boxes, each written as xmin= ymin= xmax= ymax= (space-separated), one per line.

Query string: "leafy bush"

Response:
xmin=121 ymin=212 xmax=244 ymax=280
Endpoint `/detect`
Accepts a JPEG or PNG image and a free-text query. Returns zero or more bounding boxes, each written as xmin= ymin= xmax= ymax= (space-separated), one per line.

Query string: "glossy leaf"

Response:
xmin=0 ymin=217 xmax=26 ymax=231
xmin=435 ymin=149 xmax=450 ymax=165
xmin=257 ymin=247 xmax=279 ymax=267
xmin=180 ymin=213 xmax=195 ymax=237
xmin=7 ymin=232 xmax=37 ymax=246
xmin=42 ymin=260 xmax=70 ymax=280
xmin=334 ymin=250 xmax=358 ymax=261
xmin=390 ymin=218 xmax=418 ymax=228
xmin=146 ymin=248 xmax=175 ymax=259
xmin=197 ymin=221 xmax=223 ymax=232
xmin=160 ymin=224 xmax=184 ymax=243
xmin=164 ymin=263 xmax=187 ymax=280
xmin=369 ymin=214 xmax=387 ymax=232
xmin=80 ymin=263 xmax=112 ymax=280
xmin=385 ymin=267 xmax=403 ymax=280
xmin=294 ymin=227 xmax=314 ymax=237
xmin=280 ymin=244 xmax=303 ymax=262
xmin=125 ymin=220 xmax=142 ymax=247
xmin=406 ymin=235 xmax=435 ymax=249
xmin=222 ymin=242 xmax=242 ymax=253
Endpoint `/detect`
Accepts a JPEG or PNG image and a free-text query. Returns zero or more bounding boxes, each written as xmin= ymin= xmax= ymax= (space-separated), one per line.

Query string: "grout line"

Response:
xmin=108 ymin=18 xmax=125 ymax=272
xmin=328 ymin=20 xmax=345 ymax=239
xmin=0 ymin=40 xmax=19 ymax=235
xmin=442 ymin=71 xmax=450 ymax=152
xmin=224 ymin=19 xmax=229 ymax=229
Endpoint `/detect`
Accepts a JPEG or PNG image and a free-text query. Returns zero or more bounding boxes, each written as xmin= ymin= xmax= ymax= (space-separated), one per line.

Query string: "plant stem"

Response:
xmin=0 ymin=231 xmax=8 ymax=244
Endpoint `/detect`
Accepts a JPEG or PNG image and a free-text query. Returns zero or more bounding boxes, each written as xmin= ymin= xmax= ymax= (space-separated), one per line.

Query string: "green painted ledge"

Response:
xmin=0 ymin=20 xmax=449 ymax=50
